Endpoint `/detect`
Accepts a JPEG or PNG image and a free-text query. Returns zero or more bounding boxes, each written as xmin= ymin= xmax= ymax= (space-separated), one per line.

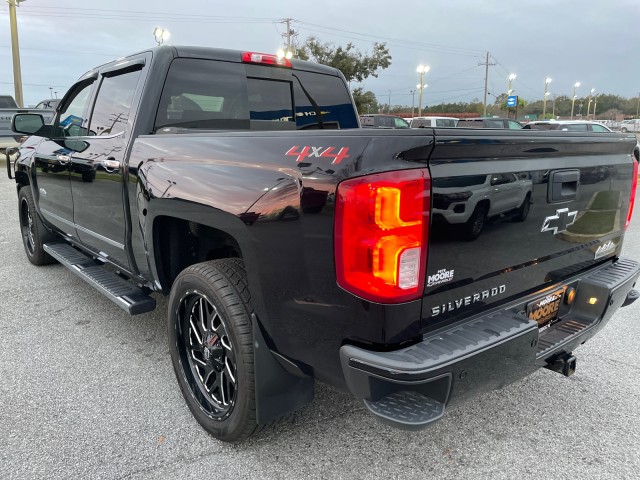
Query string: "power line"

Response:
xmin=298 ymin=21 xmax=484 ymax=56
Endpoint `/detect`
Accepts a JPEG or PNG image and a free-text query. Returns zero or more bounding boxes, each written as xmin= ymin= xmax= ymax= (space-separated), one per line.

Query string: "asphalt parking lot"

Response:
xmin=1 ymin=171 xmax=640 ymax=480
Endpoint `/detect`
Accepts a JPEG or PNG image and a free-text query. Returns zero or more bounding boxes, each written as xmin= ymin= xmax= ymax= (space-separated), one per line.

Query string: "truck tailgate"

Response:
xmin=422 ymin=130 xmax=638 ymax=331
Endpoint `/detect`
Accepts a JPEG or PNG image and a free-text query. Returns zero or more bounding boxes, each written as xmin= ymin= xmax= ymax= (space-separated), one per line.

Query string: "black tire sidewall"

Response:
xmin=465 ymin=206 xmax=487 ymax=240
xmin=168 ymin=261 xmax=256 ymax=442
xmin=18 ymin=186 xmax=54 ymax=266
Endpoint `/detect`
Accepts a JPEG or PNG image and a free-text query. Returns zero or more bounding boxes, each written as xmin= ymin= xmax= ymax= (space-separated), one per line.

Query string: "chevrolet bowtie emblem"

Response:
xmin=541 ymin=208 xmax=578 ymax=234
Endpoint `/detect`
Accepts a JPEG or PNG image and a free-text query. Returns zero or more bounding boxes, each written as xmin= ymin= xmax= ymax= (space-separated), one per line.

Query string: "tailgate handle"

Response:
xmin=548 ymin=169 xmax=579 ymax=203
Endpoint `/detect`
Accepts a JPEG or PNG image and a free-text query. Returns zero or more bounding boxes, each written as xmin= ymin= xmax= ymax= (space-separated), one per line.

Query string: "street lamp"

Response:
xmin=587 ymin=88 xmax=595 ymax=117
xmin=570 ymin=81 xmax=581 ymax=120
xmin=153 ymin=27 xmax=170 ymax=46
xmin=277 ymin=49 xmax=293 ymax=60
xmin=410 ymin=89 xmax=417 ymax=118
xmin=543 ymin=77 xmax=552 ymax=118
xmin=593 ymin=93 xmax=600 ymax=118
xmin=416 ymin=64 xmax=430 ymax=116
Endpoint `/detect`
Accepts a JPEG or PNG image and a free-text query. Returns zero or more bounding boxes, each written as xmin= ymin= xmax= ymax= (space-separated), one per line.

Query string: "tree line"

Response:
xmin=296 ymin=36 xmax=639 ymax=119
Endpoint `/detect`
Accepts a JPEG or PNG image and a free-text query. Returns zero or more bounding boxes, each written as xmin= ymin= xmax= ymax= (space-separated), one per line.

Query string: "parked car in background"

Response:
xmin=522 ymin=120 xmax=611 ymax=132
xmin=620 ymin=119 xmax=640 ymax=133
xmin=456 ymin=117 xmax=523 ymax=129
xmin=1 ymin=95 xmax=56 ymax=160
xmin=359 ymin=114 xmax=409 ymax=128
xmin=35 ymin=99 xmax=61 ymax=110
xmin=409 ymin=116 xmax=458 ymax=128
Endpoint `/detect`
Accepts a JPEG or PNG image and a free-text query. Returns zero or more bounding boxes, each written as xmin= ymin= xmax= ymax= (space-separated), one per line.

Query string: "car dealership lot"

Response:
xmin=1 ymin=177 xmax=640 ymax=480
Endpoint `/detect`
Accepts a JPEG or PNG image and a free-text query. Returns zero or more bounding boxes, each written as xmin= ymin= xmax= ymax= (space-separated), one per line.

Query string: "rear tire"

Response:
xmin=463 ymin=205 xmax=487 ymax=241
xmin=168 ymin=258 xmax=262 ymax=442
xmin=513 ymin=193 xmax=531 ymax=222
xmin=621 ymin=128 xmax=628 ymax=133
xmin=18 ymin=186 xmax=55 ymax=266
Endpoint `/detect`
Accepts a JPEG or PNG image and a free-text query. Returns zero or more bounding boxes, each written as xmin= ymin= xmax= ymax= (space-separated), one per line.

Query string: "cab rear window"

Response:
xmin=154 ymin=58 xmax=357 ymax=131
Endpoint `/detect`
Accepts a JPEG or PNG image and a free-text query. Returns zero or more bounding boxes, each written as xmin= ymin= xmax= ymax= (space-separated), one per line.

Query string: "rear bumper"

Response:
xmin=340 ymin=257 xmax=640 ymax=430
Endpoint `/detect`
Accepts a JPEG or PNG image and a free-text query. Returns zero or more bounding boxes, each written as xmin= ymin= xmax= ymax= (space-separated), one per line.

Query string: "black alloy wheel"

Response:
xmin=168 ymin=259 xmax=261 ymax=442
xmin=464 ymin=205 xmax=487 ymax=241
xmin=513 ymin=193 xmax=531 ymax=222
xmin=177 ymin=290 xmax=237 ymax=418
xmin=18 ymin=186 xmax=55 ymax=266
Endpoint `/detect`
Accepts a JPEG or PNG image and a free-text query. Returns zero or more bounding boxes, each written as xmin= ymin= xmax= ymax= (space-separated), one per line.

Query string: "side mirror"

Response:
xmin=63 ymin=139 xmax=90 ymax=153
xmin=12 ymin=113 xmax=45 ymax=135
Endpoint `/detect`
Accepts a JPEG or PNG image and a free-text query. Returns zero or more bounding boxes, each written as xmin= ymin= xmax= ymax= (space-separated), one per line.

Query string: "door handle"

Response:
xmin=101 ymin=158 xmax=120 ymax=173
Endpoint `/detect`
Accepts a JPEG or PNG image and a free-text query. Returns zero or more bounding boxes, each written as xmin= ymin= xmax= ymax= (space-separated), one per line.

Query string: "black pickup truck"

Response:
xmin=8 ymin=45 xmax=640 ymax=442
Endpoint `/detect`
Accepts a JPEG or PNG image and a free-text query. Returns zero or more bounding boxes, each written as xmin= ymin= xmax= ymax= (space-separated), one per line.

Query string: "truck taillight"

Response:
xmin=241 ymin=51 xmax=292 ymax=68
xmin=626 ymin=159 xmax=638 ymax=229
xmin=335 ymin=169 xmax=430 ymax=303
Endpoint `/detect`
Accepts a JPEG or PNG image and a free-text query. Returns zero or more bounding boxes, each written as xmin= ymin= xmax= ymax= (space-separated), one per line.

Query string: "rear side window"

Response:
xmin=89 ymin=68 xmax=142 ymax=136
xmin=155 ymin=58 xmax=357 ymax=131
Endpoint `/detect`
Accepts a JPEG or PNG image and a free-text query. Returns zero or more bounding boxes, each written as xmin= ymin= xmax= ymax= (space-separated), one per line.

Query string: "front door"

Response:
xmin=34 ymin=80 xmax=95 ymax=238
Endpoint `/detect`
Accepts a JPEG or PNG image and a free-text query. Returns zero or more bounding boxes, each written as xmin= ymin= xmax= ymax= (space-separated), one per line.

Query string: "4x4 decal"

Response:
xmin=286 ymin=146 xmax=350 ymax=164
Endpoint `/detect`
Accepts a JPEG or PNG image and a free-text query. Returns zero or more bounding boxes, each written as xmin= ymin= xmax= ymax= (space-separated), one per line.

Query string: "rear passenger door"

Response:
xmin=70 ymin=56 xmax=147 ymax=267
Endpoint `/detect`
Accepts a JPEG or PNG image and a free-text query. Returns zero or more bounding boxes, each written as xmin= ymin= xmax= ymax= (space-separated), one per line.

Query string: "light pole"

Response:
xmin=507 ymin=73 xmax=516 ymax=118
xmin=410 ymin=89 xmax=416 ymax=118
xmin=552 ymin=94 xmax=557 ymax=118
xmin=587 ymin=88 xmax=595 ymax=117
xmin=570 ymin=81 xmax=580 ymax=120
xmin=8 ymin=0 xmax=27 ymax=107
xmin=416 ymin=64 xmax=429 ymax=117
xmin=542 ymin=77 xmax=552 ymax=118
xmin=153 ymin=27 xmax=170 ymax=46
xmin=593 ymin=93 xmax=600 ymax=118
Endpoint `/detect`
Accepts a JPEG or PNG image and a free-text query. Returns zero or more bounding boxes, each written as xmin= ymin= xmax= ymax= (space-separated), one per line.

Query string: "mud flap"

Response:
xmin=252 ymin=313 xmax=314 ymax=425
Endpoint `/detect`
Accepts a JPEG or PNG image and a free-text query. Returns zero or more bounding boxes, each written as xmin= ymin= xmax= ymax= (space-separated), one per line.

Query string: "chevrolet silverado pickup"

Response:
xmin=8 ymin=45 xmax=640 ymax=442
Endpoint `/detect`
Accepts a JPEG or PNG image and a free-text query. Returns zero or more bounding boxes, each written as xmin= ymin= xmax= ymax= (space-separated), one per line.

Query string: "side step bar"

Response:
xmin=43 ymin=242 xmax=156 ymax=315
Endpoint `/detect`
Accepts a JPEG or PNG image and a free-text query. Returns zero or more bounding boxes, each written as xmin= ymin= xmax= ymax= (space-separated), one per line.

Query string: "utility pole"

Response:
xmin=280 ymin=18 xmax=297 ymax=56
xmin=479 ymin=52 xmax=495 ymax=117
xmin=388 ymin=90 xmax=391 ymax=113
xmin=8 ymin=0 xmax=26 ymax=107
xmin=636 ymin=92 xmax=640 ymax=118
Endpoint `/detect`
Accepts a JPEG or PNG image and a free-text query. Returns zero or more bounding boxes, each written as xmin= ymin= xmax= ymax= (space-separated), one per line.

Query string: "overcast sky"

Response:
xmin=1 ymin=0 xmax=638 ymax=108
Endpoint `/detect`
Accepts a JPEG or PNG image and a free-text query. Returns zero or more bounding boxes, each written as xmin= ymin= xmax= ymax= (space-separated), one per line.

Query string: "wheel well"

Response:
xmin=15 ymin=171 xmax=29 ymax=191
xmin=476 ymin=199 xmax=490 ymax=212
xmin=154 ymin=216 xmax=242 ymax=291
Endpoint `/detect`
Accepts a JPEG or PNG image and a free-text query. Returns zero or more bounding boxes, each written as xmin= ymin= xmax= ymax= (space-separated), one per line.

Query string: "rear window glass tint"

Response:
xmin=292 ymin=71 xmax=358 ymax=129
xmin=155 ymin=58 xmax=249 ymax=130
xmin=155 ymin=58 xmax=357 ymax=131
